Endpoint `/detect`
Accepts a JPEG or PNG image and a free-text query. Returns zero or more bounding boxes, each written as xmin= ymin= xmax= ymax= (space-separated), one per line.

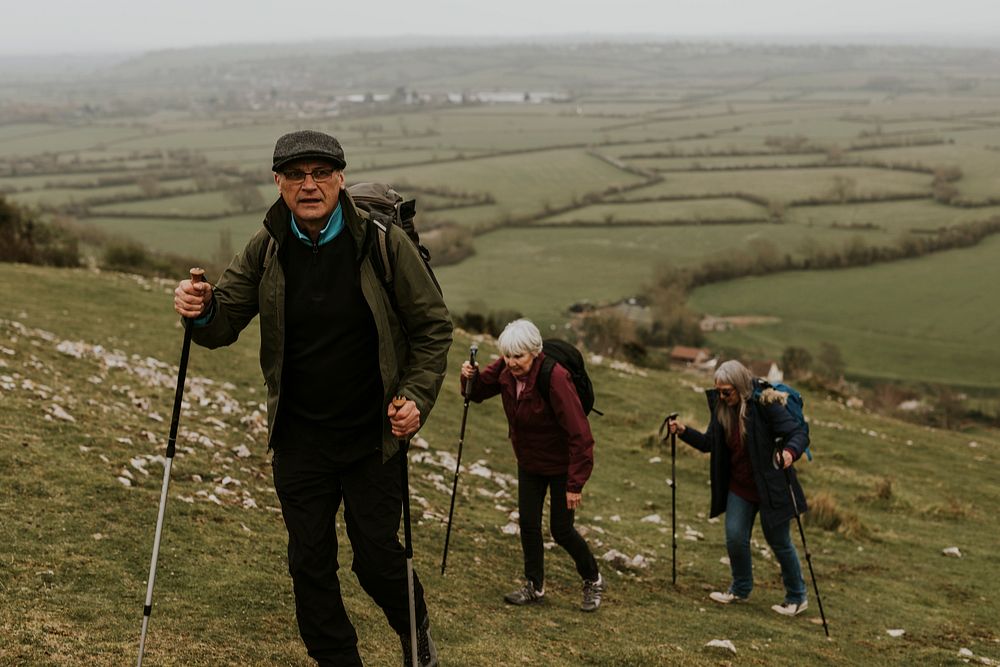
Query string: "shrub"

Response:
xmin=101 ymin=239 xmax=204 ymax=278
xmin=0 ymin=197 xmax=81 ymax=267
xmin=453 ymin=308 xmax=524 ymax=337
xmin=422 ymin=224 xmax=475 ymax=266
xmin=781 ymin=346 xmax=813 ymax=379
xmin=579 ymin=311 xmax=641 ymax=358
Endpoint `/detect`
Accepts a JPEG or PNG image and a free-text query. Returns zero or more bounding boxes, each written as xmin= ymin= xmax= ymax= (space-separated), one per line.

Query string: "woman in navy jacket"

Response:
xmin=668 ymin=359 xmax=810 ymax=616
xmin=461 ymin=319 xmax=604 ymax=612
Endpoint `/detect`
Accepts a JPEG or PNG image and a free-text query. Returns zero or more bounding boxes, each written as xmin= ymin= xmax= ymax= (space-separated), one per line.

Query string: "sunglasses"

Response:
xmin=717 ymin=387 xmax=737 ymax=398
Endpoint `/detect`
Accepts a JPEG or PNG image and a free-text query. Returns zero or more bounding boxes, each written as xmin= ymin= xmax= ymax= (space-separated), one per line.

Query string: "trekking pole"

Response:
xmin=441 ymin=344 xmax=478 ymax=575
xmin=669 ymin=413 xmax=679 ymax=586
xmin=777 ymin=452 xmax=830 ymax=638
xmin=658 ymin=412 xmax=679 ymax=585
xmin=137 ymin=268 xmax=204 ymax=666
xmin=394 ymin=396 xmax=419 ymax=667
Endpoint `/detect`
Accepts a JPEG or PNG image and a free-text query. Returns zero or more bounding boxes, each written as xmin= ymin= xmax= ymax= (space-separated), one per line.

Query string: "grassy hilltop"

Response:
xmin=1 ymin=263 xmax=998 ymax=666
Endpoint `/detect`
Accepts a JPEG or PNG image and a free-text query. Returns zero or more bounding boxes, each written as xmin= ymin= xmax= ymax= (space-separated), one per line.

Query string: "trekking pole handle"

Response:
xmin=773 ymin=446 xmax=793 ymax=470
xmin=392 ymin=395 xmax=408 ymax=422
xmin=392 ymin=395 xmax=408 ymax=442
xmin=660 ymin=412 xmax=679 ymax=441
xmin=187 ymin=268 xmax=206 ymax=320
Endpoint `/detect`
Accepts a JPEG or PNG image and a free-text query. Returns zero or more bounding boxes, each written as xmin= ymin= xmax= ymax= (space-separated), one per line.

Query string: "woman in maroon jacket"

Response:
xmin=461 ymin=319 xmax=604 ymax=612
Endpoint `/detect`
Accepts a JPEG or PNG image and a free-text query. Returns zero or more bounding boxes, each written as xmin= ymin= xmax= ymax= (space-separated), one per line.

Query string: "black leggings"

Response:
xmin=272 ymin=448 xmax=427 ymax=666
xmin=517 ymin=467 xmax=599 ymax=590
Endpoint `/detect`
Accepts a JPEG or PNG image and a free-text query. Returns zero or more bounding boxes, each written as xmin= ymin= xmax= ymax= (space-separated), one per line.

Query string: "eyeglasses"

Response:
xmin=281 ymin=167 xmax=336 ymax=183
xmin=718 ymin=387 xmax=737 ymax=398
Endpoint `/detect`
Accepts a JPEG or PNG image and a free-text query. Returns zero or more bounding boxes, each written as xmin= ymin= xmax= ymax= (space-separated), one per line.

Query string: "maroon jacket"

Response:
xmin=463 ymin=352 xmax=594 ymax=492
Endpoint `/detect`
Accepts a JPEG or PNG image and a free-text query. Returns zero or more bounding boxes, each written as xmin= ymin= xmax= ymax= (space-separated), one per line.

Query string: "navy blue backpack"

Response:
xmin=755 ymin=380 xmax=812 ymax=461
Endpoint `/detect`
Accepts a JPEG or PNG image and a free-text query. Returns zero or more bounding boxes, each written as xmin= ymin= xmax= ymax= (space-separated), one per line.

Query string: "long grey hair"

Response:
xmin=713 ymin=360 xmax=754 ymax=443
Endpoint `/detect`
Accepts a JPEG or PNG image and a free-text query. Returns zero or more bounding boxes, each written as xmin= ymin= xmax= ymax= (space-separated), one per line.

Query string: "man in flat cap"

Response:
xmin=173 ymin=130 xmax=452 ymax=666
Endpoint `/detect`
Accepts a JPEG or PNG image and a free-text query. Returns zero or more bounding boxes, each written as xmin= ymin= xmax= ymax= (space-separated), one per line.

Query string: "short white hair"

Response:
xmin=497 ymin=318 xmax=543 ymax=357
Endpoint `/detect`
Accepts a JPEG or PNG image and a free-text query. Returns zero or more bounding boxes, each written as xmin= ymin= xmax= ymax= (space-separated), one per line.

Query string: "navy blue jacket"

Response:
xmin=679 ymin=381 xmax=809 ymax=528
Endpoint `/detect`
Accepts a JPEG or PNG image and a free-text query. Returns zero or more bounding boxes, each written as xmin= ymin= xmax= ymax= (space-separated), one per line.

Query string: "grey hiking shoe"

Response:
xmin=399 ymin=615 xmax=438 ymax=667
xmin=581 ymin=574 xmax=605 ymax=612
xmin=504 ymin=580 xmax=545 ymax=605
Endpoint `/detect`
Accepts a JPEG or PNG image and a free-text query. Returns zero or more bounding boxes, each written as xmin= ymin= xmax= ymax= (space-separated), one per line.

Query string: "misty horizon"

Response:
xmin=2 ymin=31 xmax=1000 ymax=63
xmin=4 ymin=0 xmax=1000 ymax=57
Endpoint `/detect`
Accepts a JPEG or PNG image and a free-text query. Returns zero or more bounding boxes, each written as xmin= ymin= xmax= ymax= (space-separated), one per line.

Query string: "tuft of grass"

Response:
xmin=805 ymin=491 xmax=868 ymax=540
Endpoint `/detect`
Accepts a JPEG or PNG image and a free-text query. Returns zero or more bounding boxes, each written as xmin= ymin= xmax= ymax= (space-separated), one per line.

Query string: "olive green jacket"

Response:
xmin=190 ymin=189 xmax=453 ymax=460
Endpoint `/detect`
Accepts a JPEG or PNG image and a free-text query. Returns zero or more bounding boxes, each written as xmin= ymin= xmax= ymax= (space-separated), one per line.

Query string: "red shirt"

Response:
xmin=727 ymin=426 xmax=760 ymax=503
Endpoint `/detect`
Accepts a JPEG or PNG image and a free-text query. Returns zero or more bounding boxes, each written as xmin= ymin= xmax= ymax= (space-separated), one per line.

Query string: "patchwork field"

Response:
xmin=2 ymin=40 xmax=1000 ymax=390
xmin=688 ymin=234 xmax=1000 ymax=389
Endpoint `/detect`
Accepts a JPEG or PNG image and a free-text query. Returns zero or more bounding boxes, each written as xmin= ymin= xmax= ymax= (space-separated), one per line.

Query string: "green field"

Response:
xmin=1 ymin=263 xmax=998 ymax=665
xmin=3 ymin=40 xmax=1000 ymax=392
xmin=538 ymin=198 xmax=766 ymax=224
xmin=785 ymin=200 xmax=1000 ymax=232
xmin=618 ymin=168 xmax=932 ymax=203
xmin=435 ymin=224 xmax=890 ymax=329
xmin=85 ymin=212 xmax=265 ymax=257
xmin=689 ymin=234 xmax=1000 ymax=389
xmin=351 ymin=147 xmax=650 ymax=221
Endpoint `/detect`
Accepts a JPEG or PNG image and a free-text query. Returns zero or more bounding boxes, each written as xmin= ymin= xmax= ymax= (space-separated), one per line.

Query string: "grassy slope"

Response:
xmin=1 ymin=263 xmax=998 ymax=666
xmin=688 ymin=234 xmax=1000 ymax=389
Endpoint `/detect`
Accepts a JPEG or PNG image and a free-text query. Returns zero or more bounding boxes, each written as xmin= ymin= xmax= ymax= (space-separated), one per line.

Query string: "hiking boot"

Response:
xmin=709 ymin=591 xmax=748 ymax=605
xmin=771 ymin=599 xmax=808 ymax=616
xmin=581 ymin=574 xmax=605 ymax=612
xmin=504 ymin=580 xmax=545 ymax=605
xmin=399 ymin=615 xmax=438 ymax=667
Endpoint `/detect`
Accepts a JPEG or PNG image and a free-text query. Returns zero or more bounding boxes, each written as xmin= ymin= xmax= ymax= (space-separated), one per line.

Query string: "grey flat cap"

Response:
xmin=272 ymin=130 xmax=346 ymax=171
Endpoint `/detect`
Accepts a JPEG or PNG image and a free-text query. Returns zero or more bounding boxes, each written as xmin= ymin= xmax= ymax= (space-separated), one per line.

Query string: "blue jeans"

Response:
xmin=724 ymin=491 xmax=806 ymax=603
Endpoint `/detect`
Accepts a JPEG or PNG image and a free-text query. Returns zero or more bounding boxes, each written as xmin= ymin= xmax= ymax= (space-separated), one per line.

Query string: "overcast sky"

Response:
xmin=4 ymin=0 xmax=1000 ymax=55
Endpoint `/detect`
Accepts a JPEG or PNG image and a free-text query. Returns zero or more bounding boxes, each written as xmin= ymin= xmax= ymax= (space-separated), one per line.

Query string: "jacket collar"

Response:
xmin=289 ymin=204 xmax=344 ymax=246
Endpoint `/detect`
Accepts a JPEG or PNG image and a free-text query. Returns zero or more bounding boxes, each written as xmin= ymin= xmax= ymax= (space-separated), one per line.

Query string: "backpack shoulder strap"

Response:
xmin=537 ymin=355 xmax=557 ymax=406
xmin=367 ymin=216 xmax=395 ymax=288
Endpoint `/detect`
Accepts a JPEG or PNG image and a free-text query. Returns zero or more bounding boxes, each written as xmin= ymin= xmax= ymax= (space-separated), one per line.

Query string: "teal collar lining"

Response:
xmin=290 ymin=202 xmax=344 ymax=247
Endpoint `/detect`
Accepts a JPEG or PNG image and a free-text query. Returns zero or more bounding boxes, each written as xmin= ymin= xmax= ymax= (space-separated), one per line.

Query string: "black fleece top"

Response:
xmin=275 ymin=225 xmax=383 ymax=462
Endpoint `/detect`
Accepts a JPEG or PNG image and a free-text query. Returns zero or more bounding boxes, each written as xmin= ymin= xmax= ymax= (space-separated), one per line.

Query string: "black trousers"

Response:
xmin=517 ymin=467 xmax=599 ymax=590
xmin=272 ymin=447 xmax=427 ymax=667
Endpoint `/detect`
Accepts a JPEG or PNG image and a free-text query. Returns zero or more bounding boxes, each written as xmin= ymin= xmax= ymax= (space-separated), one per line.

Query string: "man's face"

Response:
xmin=274 ymin=159 xmax=344 ymax=224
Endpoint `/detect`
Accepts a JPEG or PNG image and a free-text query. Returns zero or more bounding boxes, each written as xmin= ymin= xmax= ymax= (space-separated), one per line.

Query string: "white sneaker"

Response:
xmin=709 ymin=591 xmax=748 ymax=604
xmin=771 ymin=600 xmax=808 ymax=616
